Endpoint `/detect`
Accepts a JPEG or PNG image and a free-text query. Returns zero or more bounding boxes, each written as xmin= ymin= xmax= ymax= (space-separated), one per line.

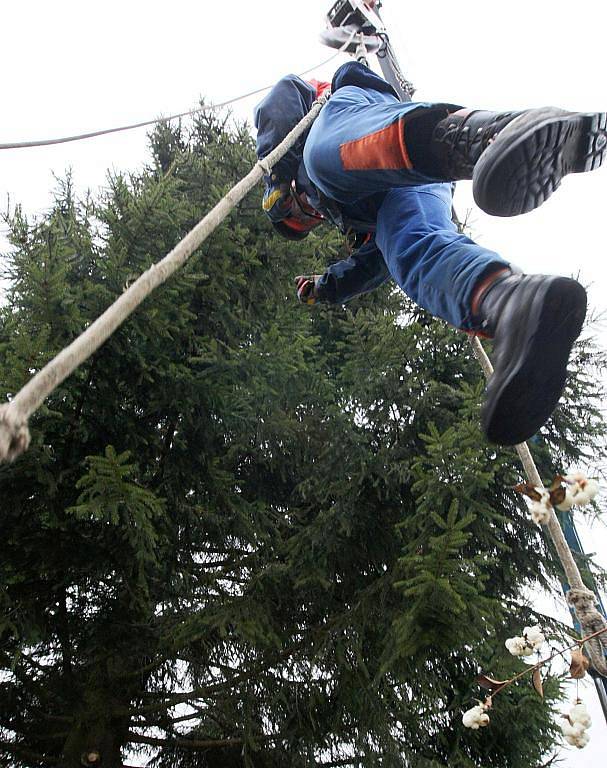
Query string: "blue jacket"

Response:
xmin=254 ymin=62 xmax=397 ymax=303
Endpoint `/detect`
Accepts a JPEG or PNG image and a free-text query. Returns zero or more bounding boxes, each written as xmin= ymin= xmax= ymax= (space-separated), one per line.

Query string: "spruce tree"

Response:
xmin=0 ymin=109 xmax=604 ymax=768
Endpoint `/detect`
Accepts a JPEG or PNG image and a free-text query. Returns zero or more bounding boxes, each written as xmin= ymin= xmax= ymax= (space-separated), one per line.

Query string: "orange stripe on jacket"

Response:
xmin=340 ymin=119 xmax=412 ymax=171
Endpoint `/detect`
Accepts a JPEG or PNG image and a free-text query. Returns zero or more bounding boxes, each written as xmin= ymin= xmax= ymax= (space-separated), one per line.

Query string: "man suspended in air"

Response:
xmin=254 ymin=61 xmax=606 ymax=446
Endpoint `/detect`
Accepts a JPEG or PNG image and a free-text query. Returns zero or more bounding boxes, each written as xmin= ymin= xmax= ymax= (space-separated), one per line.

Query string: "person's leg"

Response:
xmin=304 ymin=84 xmax=607 ymax=217
xmin=428 ymin=108 xmax=607 ymax=217
xmin=376 ymin=184 xmax=587 ymax=445
xmin=375 ymin=183 xmax=508 ymax=330
xmin=475 ymin=272 xmax=586 ymax=444
xmin=303 ymin=86 xmax=456 ymax=204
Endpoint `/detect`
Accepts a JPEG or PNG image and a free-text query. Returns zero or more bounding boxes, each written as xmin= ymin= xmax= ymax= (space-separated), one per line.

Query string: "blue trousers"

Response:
xmin=303 ymin=83 xmax=509 ymax=330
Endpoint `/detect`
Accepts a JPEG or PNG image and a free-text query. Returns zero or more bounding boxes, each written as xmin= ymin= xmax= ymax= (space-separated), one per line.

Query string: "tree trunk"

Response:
xmin=60 ymin=684 xmax=132 ymax=768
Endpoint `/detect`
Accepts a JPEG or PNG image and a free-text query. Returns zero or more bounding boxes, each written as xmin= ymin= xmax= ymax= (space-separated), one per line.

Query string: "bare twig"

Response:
xmin=488 ymin=626 xmax=607 ymax=700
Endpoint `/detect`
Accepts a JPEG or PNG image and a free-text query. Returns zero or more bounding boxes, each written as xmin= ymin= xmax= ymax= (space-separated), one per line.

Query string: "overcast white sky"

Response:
xmin=1 ymin=0 xmax=606 ymax=764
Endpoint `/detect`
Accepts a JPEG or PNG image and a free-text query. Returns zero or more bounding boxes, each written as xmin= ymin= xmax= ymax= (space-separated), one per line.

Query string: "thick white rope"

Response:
xmin=0 ymin=93 xmax=329 ymax=463
xmin=470 ymin=336 xmax=607 ymax=675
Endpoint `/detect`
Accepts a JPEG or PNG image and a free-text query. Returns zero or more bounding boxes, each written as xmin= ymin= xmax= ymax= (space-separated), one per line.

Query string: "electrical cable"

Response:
xmin=0 ymin=51 xmax=343 ymax=151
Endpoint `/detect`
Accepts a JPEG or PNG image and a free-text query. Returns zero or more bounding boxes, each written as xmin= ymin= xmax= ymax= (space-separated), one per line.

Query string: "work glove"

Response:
xmin=262 ymin=180 xmax=292 ymax=223
xmin=294 ymin=274 xmax=324 ymax=305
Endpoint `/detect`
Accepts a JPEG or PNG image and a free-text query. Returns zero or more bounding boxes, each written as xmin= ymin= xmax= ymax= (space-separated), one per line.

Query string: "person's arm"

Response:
xmin=254 ymin=75 xmax=316 ymax=183
xmin=297 ymin=237 xmax=391 ymax=304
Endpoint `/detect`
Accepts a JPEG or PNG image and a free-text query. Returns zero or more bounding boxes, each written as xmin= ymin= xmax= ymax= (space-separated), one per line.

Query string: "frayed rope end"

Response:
xmin=567 ymin=587 xmax=607 ymax=675
xmin=0 ymin=404 xmax=31 ymax=463
xmin=567 ymin=587 xmax=606 ymax=633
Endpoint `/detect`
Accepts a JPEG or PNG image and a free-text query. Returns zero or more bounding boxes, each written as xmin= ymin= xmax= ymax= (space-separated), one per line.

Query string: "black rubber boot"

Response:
xmin=431 ymin=108 xmax=607 ymax=216
xmin=477 ymin=273 xmax=587 ymax=445
xmin=430 ymin=109 xmax=524 ymax=180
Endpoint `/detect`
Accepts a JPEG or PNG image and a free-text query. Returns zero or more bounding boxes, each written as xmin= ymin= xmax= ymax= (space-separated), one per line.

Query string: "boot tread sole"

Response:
xmin=473 ymin=109 xmax=607 ymax=217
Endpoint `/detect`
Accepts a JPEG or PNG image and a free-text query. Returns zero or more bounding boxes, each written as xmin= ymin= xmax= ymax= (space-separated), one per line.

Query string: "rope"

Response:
xmin=0 ymin=93 xmax=329 ymax=463
xmin=0 ymin=53 xmax=341 ymax=151
xmin=0 ymin=28 xmax=357 ymax=462
xmin=470 ymin=336 xmax=607 ymax=676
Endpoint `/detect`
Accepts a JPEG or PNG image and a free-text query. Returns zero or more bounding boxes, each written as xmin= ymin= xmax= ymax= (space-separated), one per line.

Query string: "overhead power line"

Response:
xmin=0 ymin=52 xmax=343 ymax=151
